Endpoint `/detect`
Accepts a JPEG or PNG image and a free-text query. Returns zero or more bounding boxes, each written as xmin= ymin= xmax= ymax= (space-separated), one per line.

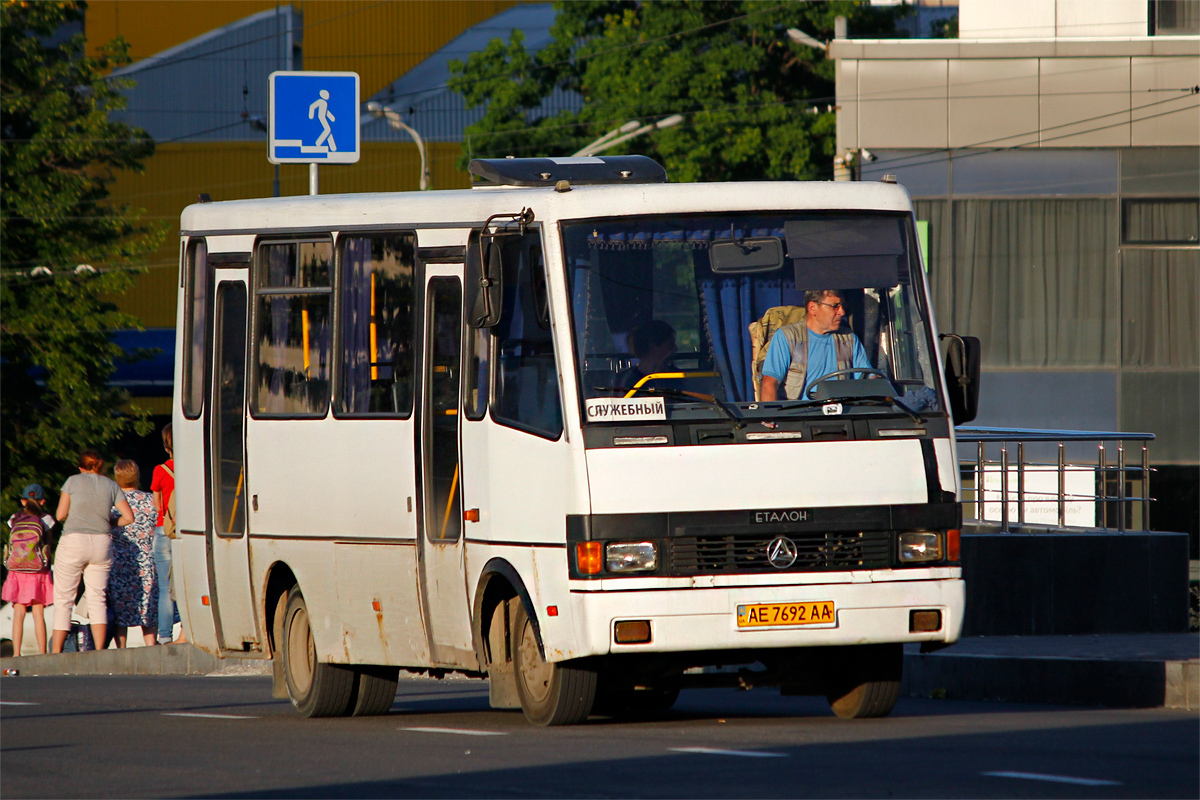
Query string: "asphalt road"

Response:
xmin=1 ymin=675 xmax=1196 ymax=799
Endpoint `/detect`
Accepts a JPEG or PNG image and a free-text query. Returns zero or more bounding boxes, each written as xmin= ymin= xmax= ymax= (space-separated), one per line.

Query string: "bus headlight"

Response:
xmin=898 ymin=531 xmax=942 ymax=563
xmin=606 ymin=542 xmax=658 ymax=572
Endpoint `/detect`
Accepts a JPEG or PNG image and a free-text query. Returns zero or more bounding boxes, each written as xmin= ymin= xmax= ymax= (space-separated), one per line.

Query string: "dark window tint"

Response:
xmin=426 ymin=279 xmax=463 ymax=541
xmin=254 ymin=240 xmax=333 ymax=416
xmin=182 ymin=239 xmax=209 ymax=418
xmin=337 ymin=234 xmax=416 ymax=415
xmin=464 ymin=326 xmax=490 ymax=420
xmin=213 ymin=283 xmax=247 ymax=536
xmin=493 ymin=234 xmax=562 ymax=439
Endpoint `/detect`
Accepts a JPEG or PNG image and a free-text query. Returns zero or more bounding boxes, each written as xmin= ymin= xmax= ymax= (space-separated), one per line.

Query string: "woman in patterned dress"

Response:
xmin=107 ymin=460 xmax=159 ymax=647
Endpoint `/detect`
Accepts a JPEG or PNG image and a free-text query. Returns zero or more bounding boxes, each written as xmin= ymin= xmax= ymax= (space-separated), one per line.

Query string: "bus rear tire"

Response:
xmin=512 ymin=603 xmax=596 ymax=726
xmin=282 ymin=586 xmax=355 ymax=718
xmin=824 ymin=643 xmax=902 ymax=719
xmin=349 ymin=665 xmax=400 ymax=716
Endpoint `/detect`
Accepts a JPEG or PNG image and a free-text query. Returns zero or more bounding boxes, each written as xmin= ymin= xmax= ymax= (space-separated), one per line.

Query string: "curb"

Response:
xmin=1 ymin=643 xmax=226 ymax=677
xmin=903 ymin=652 xmax=1199 ymax=710
xmin=5 ymin=645 xmax=1196 ymax=711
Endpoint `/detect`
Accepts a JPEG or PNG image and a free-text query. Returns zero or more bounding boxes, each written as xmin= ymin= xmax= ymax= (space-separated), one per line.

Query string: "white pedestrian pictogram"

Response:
xmin=308 ymin=89 xmax=337 ymax=152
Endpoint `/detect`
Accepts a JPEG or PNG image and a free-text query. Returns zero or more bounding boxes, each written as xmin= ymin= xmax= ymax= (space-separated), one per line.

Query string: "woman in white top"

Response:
xmin=51 ymin=450 xmax=133 ymax=653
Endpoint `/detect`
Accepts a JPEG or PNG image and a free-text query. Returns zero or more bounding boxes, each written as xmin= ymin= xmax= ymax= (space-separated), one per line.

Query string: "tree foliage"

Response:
xmin=449 ymin=1 xmax=899 ymax=182
xmin=1 ymin=1 xmax=159 ymax=516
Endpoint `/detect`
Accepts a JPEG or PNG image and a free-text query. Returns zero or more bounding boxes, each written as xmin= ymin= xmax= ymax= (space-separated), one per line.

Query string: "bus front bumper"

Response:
xmin=565 ymin=575 xmax=965 ymax=658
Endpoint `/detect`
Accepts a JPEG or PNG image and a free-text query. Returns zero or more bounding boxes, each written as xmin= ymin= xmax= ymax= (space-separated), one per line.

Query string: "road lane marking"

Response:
xmin=0 ymin=701 xmax=39 ymax=706
xmin=163 ymin=712 xmax=258 ymax=719
xmin=982 ymin=771 xmax=1121 ymax=787
xmin=399 ymin=726 xmax=507 ymax=736
xmin=670 ymin=747 xmax=787 ymax=758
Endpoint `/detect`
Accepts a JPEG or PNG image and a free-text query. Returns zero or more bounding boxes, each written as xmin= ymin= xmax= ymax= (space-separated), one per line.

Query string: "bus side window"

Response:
xmin=464 ymin=325 xmax=490 ymax=421
xmin=336 ymin=233 xmax=416 ymax=416
xmin=253 ymin=240 xmax=334 ymax=417
xmin=493 ymin=234 xmax=563 ymax=439
xmin=182 ymin=238 xmax=208 ymax=418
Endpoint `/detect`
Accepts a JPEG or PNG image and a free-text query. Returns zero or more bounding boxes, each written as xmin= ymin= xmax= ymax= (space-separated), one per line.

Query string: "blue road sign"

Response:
xmin=269 ymin=71 xmax=360 ymax=164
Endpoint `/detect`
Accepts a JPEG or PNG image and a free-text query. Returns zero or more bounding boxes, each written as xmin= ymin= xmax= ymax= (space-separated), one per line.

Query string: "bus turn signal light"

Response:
xmin=576 ymin=541 xmax=603 ymax=575
xmin=464 ymin=508 xmax=480 ymax=522
xmin=946 ymin=529 xmax=960 ymax=561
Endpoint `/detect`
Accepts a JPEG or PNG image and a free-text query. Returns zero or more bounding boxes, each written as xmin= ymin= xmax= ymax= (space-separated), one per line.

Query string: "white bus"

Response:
xmin=172 ymin=156 xmax=980 ymax=724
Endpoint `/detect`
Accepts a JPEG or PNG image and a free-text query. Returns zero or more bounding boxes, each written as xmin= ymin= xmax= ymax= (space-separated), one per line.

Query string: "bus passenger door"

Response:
xmin=417 ymin=274 xmax=475 ymax=667
xmin=208 ymin=276 xmax=259 ymax=651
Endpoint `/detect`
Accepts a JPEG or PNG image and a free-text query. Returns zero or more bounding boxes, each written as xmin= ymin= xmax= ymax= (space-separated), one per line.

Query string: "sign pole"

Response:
xmin=309 ymin=163 xmax=318 ymax=195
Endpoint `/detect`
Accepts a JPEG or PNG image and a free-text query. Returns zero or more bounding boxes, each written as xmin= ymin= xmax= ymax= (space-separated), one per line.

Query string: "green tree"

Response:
xmin=1 ymin=0 xmax=160 ymax=517
xmin=449 ymin=1 xmax=899 ymax=182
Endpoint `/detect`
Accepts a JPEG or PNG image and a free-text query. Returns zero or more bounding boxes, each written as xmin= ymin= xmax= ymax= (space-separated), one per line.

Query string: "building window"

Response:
xmin=1122 ymin=198 xmax=1200 ymax=245
xmin=336 ymin=233 xmax=416 ymax=416
xmin=1151 ymin=0 xmax=1200 ymax=34
xmin=253 ymin=240 xmax=333 ymax=416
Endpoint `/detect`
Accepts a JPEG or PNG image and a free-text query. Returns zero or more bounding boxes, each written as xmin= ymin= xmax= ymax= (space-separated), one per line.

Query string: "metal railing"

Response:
xmin=955 ymin=427 xmax=1155 ymax=533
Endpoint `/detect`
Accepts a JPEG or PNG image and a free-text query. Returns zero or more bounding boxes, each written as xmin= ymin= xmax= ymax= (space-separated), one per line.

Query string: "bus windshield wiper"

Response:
xmin=776 ymin=396 xmax=924 ymax=423
xmin=592 ymin=386 xmax=745 ymax=429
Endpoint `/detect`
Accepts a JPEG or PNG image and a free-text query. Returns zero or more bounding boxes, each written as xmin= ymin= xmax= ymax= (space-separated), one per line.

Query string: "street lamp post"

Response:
xmin=571 ymin=115 xmax=684 ymax=157
xmin=366 ymin=101 xmax=430 ymax=190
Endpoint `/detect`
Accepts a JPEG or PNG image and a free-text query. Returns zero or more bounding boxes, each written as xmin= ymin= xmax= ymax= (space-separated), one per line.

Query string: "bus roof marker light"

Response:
xmin=546 ymin=606 xmax=558 ymax=617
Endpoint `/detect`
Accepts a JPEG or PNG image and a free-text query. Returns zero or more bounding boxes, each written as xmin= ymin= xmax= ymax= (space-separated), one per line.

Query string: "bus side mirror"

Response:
xmin=941 ymin=334 xmax=980 ymax=424
xmin=465 ymin=229 xmax=503 ymax=328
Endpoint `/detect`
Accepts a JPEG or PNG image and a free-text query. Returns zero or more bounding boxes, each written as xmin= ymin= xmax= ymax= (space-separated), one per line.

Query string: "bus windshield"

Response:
xmin=563 ymin=212 xmax=942 ymax=422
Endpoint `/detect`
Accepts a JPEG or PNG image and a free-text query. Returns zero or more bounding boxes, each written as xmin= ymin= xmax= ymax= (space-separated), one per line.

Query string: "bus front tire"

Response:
xmin=824 ymin=643 xmax=902 ymax=719
xmin=512 ymin=603 xmax=596 ymax=726
xmin=282 ymin=586 xmax=355 ymax=718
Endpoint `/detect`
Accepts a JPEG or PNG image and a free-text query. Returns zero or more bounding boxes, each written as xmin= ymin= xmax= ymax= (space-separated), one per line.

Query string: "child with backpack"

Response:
xmin=2 ymin=484 xmax=56 ymax=656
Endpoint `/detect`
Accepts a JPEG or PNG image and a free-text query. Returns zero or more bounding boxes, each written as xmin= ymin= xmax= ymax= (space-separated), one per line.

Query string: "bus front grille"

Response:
xmin=668 ymin=530 xmax=891 ymax=574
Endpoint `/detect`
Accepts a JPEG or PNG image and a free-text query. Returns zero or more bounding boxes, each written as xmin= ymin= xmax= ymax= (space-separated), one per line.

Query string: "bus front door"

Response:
xmin=207 ymin=276 xmax=260 ymax=651
xmin=417 ymin=274 xmax=476 ymax=668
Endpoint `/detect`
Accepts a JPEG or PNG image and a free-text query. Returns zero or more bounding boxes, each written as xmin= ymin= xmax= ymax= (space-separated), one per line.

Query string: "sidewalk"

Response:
xmin=903 ymin=633 xmax=1198 ymax=710
xmin=2 ymin=635 xmax=1195 ymax=711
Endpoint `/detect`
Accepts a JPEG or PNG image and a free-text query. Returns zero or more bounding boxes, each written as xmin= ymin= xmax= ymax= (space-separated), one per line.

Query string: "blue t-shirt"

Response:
xmin=761 ymin=328 xmax=871 ymax=398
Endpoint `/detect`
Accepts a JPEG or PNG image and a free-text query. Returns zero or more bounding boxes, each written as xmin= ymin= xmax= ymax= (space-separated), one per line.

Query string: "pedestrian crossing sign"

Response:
xmin=269 ymin=71 xmax=360 ymax=164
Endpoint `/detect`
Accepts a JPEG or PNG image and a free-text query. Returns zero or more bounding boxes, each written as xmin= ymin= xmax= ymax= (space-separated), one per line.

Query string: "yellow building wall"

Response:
xmin=87 ymin=1 xmax=520 ymax=327
xmin=87 ymin=1 xmax=516 ymax=99
xmin=110 ymin=141 xmax=471 ymax=328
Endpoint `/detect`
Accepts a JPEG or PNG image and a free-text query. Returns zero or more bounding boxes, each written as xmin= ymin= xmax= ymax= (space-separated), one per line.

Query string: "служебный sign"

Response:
xmin=269 ymin=71 xmax=360 ymax=164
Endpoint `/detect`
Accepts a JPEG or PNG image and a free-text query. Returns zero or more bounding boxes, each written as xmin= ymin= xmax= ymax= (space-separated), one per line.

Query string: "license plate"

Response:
xmin=736 ymin=601 xmax=835 ymax=628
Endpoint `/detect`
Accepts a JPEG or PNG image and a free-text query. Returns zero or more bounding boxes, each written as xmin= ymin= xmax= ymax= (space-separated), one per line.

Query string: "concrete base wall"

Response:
xmin=961 ymin=529 xmax=1191 ymax=636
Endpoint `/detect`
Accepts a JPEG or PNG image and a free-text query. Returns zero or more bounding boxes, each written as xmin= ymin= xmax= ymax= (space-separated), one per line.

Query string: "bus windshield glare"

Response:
xmin=563 ymin=212 xmax=942 ymax=421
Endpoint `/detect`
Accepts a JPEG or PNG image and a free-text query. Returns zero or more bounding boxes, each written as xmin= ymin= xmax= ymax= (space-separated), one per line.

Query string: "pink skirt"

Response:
xmin=2 ymin=570 xmax=54 ymax=606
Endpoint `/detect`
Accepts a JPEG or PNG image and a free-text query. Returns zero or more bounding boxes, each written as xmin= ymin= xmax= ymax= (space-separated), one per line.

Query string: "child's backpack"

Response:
xmin=5 ymin=512 xmax=48 ymax=573
xmin=162 ymin=464 xmax=177 ymax=539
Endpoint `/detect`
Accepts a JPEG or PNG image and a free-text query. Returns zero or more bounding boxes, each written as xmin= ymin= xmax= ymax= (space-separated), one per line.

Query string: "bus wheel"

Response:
xmin=282 ymin=586 xmax=355 ymax=717
xmin=349 ymin=665 xmax=400 ymax=716
xmin=824 ymin=643 xmax=902 ymax=719
xmin=512 ymin=603 xmax=596 ymax=726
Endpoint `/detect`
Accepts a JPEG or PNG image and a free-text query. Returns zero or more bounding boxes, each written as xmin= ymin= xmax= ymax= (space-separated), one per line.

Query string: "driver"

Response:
xmin=616 ymin=320 xmax=677 ymax=390
xmin=760 ymin=289 xmax=872 ymax=401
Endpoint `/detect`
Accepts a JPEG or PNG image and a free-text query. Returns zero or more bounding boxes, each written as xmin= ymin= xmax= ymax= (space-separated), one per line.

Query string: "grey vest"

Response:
xmin=777 ymin=322 xmax=855 ymax=400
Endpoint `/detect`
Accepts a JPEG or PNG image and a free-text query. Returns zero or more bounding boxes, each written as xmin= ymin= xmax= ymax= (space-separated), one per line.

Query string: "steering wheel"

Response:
xmin=805 ymin=368 xmax=889 ymax=399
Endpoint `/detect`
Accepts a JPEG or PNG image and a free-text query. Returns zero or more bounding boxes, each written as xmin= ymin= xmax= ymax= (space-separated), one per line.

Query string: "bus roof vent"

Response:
xmin=468 ymin=155 xmax=666 ymax=187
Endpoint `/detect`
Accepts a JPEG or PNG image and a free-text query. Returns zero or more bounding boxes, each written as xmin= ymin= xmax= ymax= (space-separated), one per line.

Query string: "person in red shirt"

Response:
xmin=149 ymin=424 xmax=185 ymax=644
